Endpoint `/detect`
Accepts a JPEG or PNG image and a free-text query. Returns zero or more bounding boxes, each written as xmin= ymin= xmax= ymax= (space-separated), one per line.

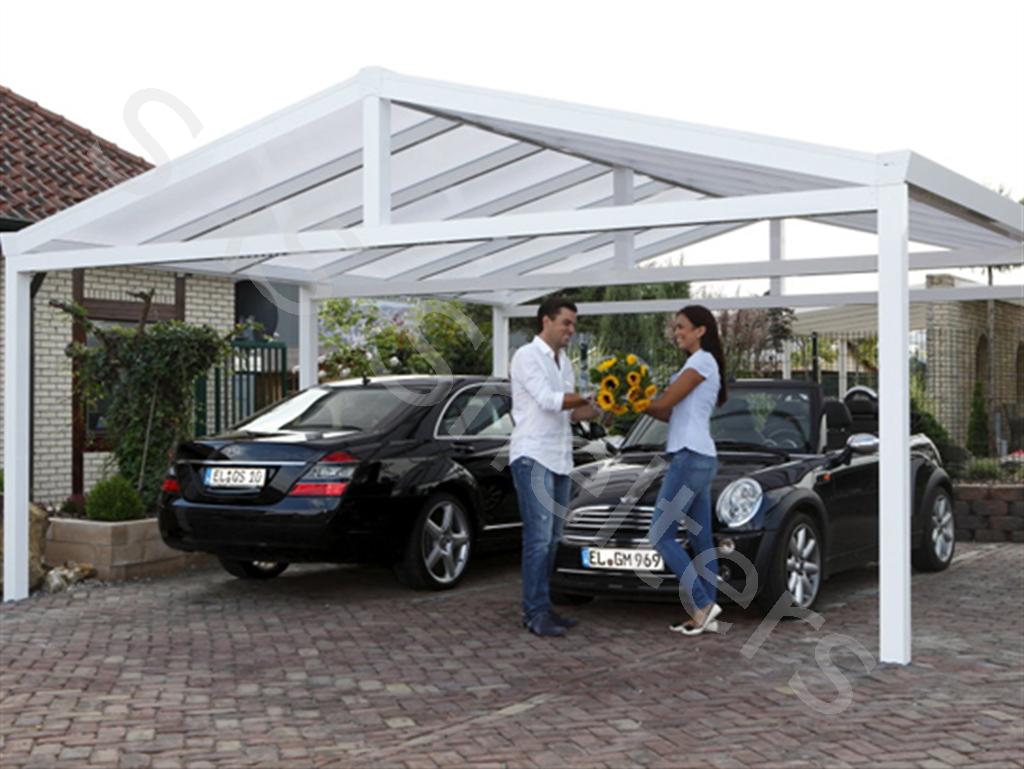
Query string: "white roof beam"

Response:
xmin=362 ymin=95 xmax=392 ymax=226
xmin=316 ymin=245 xmax=1023 ymax=299
xmin=503 ymin=284 xmax=1024 ymax=317
xmin=5 ymin=186 xmax=878 ymax=271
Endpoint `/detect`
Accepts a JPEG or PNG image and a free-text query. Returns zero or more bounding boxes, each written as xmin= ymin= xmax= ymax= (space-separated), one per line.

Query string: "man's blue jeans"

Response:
xmin=510 ymin=456 xmax=572 ymax=624
xmin=647 ymin=448 xmax=719 ymax=612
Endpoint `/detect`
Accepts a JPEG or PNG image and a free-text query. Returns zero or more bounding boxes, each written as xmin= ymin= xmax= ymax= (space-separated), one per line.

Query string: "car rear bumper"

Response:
xmin=157 ymin=495 xmax=409 ymax=563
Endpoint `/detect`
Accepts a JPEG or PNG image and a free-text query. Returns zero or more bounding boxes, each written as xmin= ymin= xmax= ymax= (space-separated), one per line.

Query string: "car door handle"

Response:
xmin=451 ymin=441 xmax=475 ymax=454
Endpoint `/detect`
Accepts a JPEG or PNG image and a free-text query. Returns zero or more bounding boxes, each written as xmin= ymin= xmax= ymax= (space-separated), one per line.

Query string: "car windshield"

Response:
xmin=233 ymin=385 xmax=416 ymax=435
xmin=621 ymin=385 xmax=816 ymax=453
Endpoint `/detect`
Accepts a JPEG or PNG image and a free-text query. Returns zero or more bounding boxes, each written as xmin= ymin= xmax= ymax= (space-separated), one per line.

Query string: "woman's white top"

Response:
xmin=666 ymin=349 xmax=720 ymax=457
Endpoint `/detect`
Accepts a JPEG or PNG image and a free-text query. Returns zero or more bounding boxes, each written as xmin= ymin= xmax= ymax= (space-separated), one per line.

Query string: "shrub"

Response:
xmin=961 ymin=458 xmax=1002 ymax=481
xmin=85 ymin=476 xmax=146 ymax=522
xmin=60 ymin=494 xmax=87 ymax=517
xmin=966 ymin=380 xmax=990 ymax=457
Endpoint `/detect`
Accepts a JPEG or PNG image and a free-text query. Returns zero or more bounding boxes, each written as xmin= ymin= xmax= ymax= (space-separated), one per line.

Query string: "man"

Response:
xmin=509 ymin=296 xmax=601 ymax=637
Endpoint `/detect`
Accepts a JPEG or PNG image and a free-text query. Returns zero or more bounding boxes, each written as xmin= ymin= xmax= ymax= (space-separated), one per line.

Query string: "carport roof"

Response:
xmin=4 ymin=67 xmax=1022 ymax=301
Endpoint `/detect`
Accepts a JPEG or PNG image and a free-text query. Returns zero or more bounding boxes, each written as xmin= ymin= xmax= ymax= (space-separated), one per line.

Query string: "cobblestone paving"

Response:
xmin=2 ymin=543 xmax=1022 ymax=768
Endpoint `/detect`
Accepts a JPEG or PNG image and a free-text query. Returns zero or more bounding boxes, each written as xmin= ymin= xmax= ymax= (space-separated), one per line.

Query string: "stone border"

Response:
xmin=952 ymin=483 xmax=1024 ymax=543
xmin=44 ymin=517 xmax=211 ymax=580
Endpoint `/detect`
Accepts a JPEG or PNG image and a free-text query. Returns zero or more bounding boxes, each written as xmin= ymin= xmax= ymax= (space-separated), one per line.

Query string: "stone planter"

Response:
xmin=45 ymin=517 xmax=211 ymax=580
xmin=952 ymin=482 xmax=1024 ymax=543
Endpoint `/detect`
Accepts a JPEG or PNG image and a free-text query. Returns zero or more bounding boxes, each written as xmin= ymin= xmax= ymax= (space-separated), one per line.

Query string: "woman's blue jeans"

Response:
xmin=510 ymin=456 xmax=572 ymax=625
xmin=647 ymin=448 xmax=719 ymax=611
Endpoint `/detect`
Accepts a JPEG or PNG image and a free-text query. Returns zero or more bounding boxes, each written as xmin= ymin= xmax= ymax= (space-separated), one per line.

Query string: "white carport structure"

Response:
xmin=4 ymin=68 xmax=1022 ymax=663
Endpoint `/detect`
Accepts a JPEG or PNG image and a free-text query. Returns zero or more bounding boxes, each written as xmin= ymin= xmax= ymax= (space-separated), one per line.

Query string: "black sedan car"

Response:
xmin=550 ymin=379 xmax=955 ymax=611
xmin=158 ymin=375 xmax=611 ymax=589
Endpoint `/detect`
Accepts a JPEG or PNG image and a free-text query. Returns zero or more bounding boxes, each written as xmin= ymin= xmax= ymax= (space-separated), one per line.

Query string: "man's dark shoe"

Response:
xmin=526 ymin=613 xmax=567 ymax=637
xmin=550 ymin=611 xmax=578 ymax=629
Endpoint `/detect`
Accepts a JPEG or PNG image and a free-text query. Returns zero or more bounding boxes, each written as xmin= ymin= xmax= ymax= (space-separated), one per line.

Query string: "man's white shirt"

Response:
xmin=509 ymin=335 xmax=575 ymax=476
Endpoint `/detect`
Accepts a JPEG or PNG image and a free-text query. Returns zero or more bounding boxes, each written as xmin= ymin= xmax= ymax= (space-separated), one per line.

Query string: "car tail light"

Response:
xmin=161 ymin=466 xmax=180 ymax=495
xmin=288 ymin=451 xmax=358 ymax=497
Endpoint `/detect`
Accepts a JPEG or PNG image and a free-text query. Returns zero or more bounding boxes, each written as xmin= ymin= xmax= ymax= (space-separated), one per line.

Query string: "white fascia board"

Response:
xmin=10 ymin=76 xmax=372 ymax=255
xmin=502 ymin=284 xmax=1024 ymax=317
xmin=374 ymin=68 xmax=879 ymax=186
xmin=904 ymin=152 xmax=1024 ymax=239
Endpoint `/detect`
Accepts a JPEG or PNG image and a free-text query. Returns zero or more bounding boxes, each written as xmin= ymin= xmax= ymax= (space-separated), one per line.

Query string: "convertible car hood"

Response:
xmin=572 ymin=450 xmax=822 ymax=509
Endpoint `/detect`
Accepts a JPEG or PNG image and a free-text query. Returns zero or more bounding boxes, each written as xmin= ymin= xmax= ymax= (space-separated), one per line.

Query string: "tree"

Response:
xmin=967 ymin=379 xmax=991 ymax=457
xmin=55 ymin=292 xmax=235 ymax=510
xmin=319 ymin=297 xmax=493 ymax=379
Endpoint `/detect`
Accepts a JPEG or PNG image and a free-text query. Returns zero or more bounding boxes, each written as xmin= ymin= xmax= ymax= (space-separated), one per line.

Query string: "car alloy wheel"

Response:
xmin=785 ymin=523 xmax=821 ymax=609
xmin=913 ymin=487 xmax=956 ymax=572
xmin=930 ymin=491 xmax=955 ymax=563
xmin=421 ymin=499 xmax=471 ymax=585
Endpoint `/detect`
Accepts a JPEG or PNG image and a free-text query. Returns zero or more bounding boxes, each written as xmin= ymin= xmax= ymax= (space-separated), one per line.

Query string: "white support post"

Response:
xmin=3 ymin=263 xmax=31 ymax=602
xmin=362 ymin=95 xmax=391 ymax=226
xmin=298 ymin=285 xmax=319 ymax=389
xmin=878 ymin=183 xmax=911 ymax=665
xmin=613 ymin=168 xmax=635 ymax=270
xmin=492 ymin=307 xmax=510 ymax=378
xmin=838 ymin=338 xmax=849 ymax=398
xmin=769 ymin=219 xmax=785 ymax=297
xmin=782 ymin=338 xmax=793 ymax=379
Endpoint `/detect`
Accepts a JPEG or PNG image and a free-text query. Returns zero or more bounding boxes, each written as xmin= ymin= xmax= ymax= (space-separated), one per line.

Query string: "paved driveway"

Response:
xmin=2 ymin=543 xmax=1022 ymax=768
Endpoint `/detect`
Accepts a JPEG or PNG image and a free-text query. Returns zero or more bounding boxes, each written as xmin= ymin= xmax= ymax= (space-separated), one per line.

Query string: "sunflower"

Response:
xmin=597 ymin=357 xmax=617 ymax=372
xmin=612 ymin=403 xmax=629 ymax=416
xmin=632 ymin=398 xmax=651 ymax=413
xmin=596 ymin=390 xmax=616 ymax=410
xmin=639 ymin=364 xmax=649 ymax=377
xmin=645 ymin=384 xmax=658 ymax=398
xmin=626 ymin=371 xmax=641 ymax=387
xmin=626 ymin=386 xmax=641 ymax=403
xmin=626 ymin=354 xmax=638 ymax=365
xmin=600 ymin=375 xmax=620 ymax=391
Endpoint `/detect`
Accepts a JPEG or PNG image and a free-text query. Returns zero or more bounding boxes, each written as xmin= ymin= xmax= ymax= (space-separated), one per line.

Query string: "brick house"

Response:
xmin=0 ymin=85 xmax=235 ymax=504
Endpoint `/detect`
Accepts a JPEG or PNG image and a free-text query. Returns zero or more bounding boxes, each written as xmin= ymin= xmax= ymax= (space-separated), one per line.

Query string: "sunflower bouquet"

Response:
xmin=589 ymin=353 xmax=658 ymax=415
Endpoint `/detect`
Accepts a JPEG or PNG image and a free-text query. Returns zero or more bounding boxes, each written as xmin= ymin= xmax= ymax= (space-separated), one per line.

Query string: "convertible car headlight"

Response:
xmin=716 ymin=478 xmax=763 ymax=527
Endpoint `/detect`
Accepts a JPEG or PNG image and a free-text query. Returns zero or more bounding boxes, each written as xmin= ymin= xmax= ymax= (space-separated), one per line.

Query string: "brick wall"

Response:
xmin=925 ymin=275 xmax=1024 ymax=449
xmin=1 ymin=264 xmax=235 ymax=504
xmin=953 ymin=483 xmax=1024 ymax=543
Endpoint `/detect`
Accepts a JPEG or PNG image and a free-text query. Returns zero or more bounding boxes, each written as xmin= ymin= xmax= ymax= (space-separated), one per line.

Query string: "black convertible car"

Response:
xmin=158 ymin=375 xmax=611 ymax=589
xmin=550 ymin=380 xmax=955 ymax=611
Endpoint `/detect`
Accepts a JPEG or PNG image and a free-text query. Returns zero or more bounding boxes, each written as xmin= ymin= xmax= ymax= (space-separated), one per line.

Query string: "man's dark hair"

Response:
xmin=536 ymin=295 xmax=578 ymax=332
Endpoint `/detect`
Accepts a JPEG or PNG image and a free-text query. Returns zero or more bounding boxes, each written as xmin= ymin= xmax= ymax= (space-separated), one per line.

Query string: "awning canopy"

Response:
xmin=5 ymin=68 xmax=1020 ymax=307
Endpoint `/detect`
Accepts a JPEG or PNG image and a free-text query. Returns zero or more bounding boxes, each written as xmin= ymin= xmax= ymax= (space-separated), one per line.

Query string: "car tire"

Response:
xmin=756 ymin=512 xmax=824 ymax=613
xmin=395 ymin=493 xmax=473 ymax=590
xmin=912 ymin=486 xmax=955 ymax=572
xmin=551 ymin=591 xmax=595 ymax=606
xmin=217 ymin=557 xmax=289 ymax=580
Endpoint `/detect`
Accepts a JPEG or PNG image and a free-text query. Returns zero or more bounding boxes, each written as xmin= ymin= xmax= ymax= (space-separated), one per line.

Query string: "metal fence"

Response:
xmin=194 ymin=341 xmax=293 ymax=437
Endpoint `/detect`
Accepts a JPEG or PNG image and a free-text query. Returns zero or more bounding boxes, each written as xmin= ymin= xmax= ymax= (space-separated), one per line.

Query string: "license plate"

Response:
xmin=581 ymin=547 xmax=665 ymax=572
xmin=204 ymin=467 xmax=266 ymax=488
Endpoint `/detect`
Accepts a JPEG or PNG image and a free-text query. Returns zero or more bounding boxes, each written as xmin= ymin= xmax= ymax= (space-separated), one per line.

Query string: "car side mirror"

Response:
xmin=847 ymin=433 xmax=879 ymax=455
xmin=590 ymin=422 xmax=607 ymax=439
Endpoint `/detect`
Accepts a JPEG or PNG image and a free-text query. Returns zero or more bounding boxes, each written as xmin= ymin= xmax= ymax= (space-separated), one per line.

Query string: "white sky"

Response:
xmin=2 ymin=0 xmax=1021 ymax=297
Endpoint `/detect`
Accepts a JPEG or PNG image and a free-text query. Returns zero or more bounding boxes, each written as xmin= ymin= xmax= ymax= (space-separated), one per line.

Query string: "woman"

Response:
xmin=643 ymin=305 xmax=727 ymax=636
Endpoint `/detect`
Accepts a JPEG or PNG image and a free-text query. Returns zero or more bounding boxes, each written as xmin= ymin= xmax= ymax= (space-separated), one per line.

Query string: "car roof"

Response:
xmin=322 ymin=374 xmax=508 ymax=388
